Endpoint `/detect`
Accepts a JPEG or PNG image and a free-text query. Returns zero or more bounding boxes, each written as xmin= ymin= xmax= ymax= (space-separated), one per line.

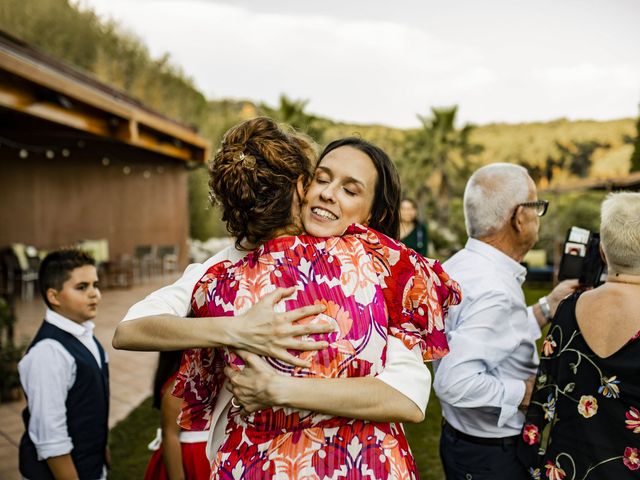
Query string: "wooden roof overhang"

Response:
xmin=0 ymin=32 xmax=210 ymax=164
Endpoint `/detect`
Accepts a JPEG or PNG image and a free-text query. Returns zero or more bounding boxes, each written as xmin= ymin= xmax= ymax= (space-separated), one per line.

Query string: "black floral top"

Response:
xmin=518 ymin=292 xmax=640 ymax=480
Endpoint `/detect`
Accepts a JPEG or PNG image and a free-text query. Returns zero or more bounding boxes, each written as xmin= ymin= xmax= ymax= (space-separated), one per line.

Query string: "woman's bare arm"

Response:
xmin=227 ymin=349 xmax=427 ymax=423
xmin=113 ymin=288 xmax=332 ymax=368
xmin=160 ymin=380 xmax=185 ymax=480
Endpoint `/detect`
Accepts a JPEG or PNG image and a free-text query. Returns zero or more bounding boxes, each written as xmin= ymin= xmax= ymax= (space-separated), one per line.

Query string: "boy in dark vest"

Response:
xmin=19 ymin=249 xmax=109 ymax=479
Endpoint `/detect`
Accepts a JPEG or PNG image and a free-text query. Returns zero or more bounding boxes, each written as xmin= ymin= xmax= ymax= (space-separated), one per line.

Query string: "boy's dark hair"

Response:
xmin=39 ymin=249 xmax=96 ymax=308
xmin=152 ymin=350 xmax=183 ymax=409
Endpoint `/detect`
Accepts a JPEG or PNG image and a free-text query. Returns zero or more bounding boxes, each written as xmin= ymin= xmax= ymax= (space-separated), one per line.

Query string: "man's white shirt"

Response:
xmin=433 ymin=238 xmax=541 ymax=438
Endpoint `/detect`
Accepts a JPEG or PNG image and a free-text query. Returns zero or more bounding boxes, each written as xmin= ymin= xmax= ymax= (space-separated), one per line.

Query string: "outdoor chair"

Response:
xmin=133 ymin=245 xmax=155 ymax=283
xmin=10 ymin=244 xmax=40 ymax=300
xmin=104 ymin=253 xmax=134 ymax=289
xmin=156 ymin=245 xmax=179 ymax=277
xmin=76 ymin=239 xmax=134 ymax=289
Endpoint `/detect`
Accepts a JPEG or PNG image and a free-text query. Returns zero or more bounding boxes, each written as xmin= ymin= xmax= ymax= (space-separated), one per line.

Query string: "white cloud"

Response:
xmin=79 ymin=0 xmax=640 ymax=127
xmin=533 ymin=63 xmax=640 ymax=90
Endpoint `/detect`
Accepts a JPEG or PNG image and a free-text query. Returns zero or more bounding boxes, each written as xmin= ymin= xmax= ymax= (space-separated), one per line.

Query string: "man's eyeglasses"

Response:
xmin=513 ymin=200 xmax=549 ymax=218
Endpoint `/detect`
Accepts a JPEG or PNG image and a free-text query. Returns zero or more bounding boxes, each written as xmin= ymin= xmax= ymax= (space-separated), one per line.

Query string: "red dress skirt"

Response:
xmin=143 ymin=372 xmax=211 ymax=479
xmin=143 ymin=439 xmax=210 ymax=480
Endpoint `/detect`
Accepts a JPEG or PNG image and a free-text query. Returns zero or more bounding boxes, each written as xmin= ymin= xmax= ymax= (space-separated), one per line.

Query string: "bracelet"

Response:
xmin=538 ymin=296 xmax=552 ymax=320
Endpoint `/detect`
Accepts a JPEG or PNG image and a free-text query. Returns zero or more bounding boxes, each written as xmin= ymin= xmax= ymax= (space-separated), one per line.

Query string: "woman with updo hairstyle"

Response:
xmin=209 ymin=116 xmax=315 ymax=248
xmin=176 ymin=117 xmax=460 ymax=479
xmin=518 ymin=192 xmax=640 ymax=479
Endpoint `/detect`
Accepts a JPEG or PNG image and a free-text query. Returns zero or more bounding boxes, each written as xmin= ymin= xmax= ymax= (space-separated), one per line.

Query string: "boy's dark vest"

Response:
xmin=19 ymin=320 xmax=109 ymax=480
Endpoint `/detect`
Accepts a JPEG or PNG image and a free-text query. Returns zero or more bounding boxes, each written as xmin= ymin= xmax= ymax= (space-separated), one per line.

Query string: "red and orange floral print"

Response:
xmin=177 ymin=224 xmax=460 ymax=479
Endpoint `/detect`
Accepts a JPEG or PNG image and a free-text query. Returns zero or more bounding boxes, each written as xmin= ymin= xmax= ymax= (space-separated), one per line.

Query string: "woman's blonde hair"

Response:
xmin=600 ymin=191 xmax=640 ymax=275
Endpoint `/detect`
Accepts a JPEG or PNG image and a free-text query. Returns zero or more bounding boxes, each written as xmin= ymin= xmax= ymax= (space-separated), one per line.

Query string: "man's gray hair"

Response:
xmin=464 ymin=163 xmax=532 ymax=238
xmin=600 ymin=191 xmax=640 ymax=275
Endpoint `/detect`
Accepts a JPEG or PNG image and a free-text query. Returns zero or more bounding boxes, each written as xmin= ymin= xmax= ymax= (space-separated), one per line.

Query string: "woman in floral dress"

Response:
xmin=178 ymin=117 xmax=461 ymax=479
xmin=518 ymin=192 xmax=640 ymax=480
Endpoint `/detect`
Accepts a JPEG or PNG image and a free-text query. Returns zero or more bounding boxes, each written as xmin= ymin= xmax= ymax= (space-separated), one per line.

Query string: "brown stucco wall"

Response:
xmin=0 ymin=143 xmax=190 ymax=267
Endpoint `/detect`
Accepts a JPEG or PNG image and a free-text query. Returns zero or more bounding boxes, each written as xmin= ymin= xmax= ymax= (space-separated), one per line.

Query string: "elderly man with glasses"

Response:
xmin=433 ymin=163 xmax=577 ymax=480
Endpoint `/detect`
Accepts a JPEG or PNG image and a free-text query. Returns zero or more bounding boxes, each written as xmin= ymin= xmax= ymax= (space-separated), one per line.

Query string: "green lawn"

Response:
xmin=404 ymin=370 xmax=445 ymax=479
xmin=109 ymin=283 xmax=551 ymax=479
xmin=109 ymin=397 xmax=159 ymax=479
xmin=108 ymin=394 xmax=447 ymax=479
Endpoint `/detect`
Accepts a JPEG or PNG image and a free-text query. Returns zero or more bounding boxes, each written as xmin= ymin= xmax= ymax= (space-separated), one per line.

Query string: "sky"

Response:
xmin=79 ymin=0 xmax=640 ymax=128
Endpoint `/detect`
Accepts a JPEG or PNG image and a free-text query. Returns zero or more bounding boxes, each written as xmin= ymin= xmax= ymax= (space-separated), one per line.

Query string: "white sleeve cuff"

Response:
xmin=497 ymin=377 xmax=525 ymax=427
xmin=376 ymin=336 xmax=431 ymax=413
xmin=35 ymin=438 xmax=74 ymax=461
xmin=526 ymin=305 xmax=542 ymax=339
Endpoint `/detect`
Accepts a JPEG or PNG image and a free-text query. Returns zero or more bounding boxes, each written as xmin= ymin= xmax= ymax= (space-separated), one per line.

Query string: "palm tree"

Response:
xmin=401 ymin=106 xmax=483 ymax=225
xmin=260 ymin=94 xmax=326 ymax=143
xmin=630 ymin=104 xmax=640 ymax=172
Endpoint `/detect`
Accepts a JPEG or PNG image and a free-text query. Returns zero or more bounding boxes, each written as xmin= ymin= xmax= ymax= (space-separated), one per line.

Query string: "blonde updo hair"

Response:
xmin=600 ymin=191 xmax=640 ymax=275
xmin=209 ymin=117 xmax=316 ymax=248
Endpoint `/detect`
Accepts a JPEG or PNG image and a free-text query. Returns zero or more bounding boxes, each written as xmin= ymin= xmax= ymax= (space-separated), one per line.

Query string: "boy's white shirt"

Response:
xmin=122 ymin=244 xmax=432 ymax=461
xmin=18 ymin=308 xmax=107 ymax=475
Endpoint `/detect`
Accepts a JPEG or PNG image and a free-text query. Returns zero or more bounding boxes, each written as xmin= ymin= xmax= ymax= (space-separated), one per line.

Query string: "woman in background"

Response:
xmin=400 ymin=198 xmax=428 ymax=256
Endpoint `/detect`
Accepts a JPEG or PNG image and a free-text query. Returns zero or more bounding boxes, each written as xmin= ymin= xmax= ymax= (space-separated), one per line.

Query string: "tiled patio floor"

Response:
xmin=0 ymin=277 xmax=177 ymax=480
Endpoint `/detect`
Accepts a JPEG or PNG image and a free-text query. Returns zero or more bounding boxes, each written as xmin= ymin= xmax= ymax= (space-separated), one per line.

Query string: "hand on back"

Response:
xmin=230 ymin=287 xmax=332 ymax=368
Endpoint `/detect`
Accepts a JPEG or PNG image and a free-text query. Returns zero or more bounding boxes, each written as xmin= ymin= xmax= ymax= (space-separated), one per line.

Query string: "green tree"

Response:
xmin=0 ymin=0 xmax=207 ymax=125
xmin=630 ymin=105 xmax=640 ymax=172
xmin=189 ymin=100 xmax=251 ymax=240
xmin=260 ymin=94 xmax=326 ymax=143
xmin=401 ymin=106 xmax=483 ymax=225
xmin=559 ymin=140 xmax=609 ymax=178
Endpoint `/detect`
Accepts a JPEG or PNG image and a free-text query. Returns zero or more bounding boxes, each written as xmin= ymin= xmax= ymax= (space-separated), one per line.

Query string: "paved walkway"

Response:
xmin=0 ymin=277 xmax=177 ymax=480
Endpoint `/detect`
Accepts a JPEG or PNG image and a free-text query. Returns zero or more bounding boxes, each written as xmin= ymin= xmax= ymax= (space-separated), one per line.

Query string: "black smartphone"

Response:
xmin=557 ymin=226 xmax=606 ymax=288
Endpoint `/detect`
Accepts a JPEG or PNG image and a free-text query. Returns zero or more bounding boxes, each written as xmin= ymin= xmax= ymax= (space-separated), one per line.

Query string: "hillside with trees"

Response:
xmin=2 ymin=0 xmax=639 ymax=256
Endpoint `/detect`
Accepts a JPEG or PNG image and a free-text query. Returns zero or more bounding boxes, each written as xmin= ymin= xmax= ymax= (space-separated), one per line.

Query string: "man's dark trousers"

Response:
xmin=439 ymin=422 xmax=529 ymax=480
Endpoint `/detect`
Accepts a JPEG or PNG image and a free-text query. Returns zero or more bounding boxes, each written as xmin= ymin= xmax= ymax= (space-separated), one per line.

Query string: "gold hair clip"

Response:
xmin=238 ymin=152 xmax=255 ymax=168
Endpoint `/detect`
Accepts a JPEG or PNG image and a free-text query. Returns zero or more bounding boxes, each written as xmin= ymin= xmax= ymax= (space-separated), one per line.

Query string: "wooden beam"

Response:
xmin=0 ymin=78 xmax=111 ymax=135
xmin=0 ymin=45 xmax=210 ymax=162
xmin=135 ymin=126 xmax=196 ymax=161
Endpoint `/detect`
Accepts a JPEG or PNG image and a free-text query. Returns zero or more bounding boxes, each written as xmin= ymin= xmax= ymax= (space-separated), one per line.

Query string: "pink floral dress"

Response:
xmin=177 ymin=225 xmax=461 ymax=479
